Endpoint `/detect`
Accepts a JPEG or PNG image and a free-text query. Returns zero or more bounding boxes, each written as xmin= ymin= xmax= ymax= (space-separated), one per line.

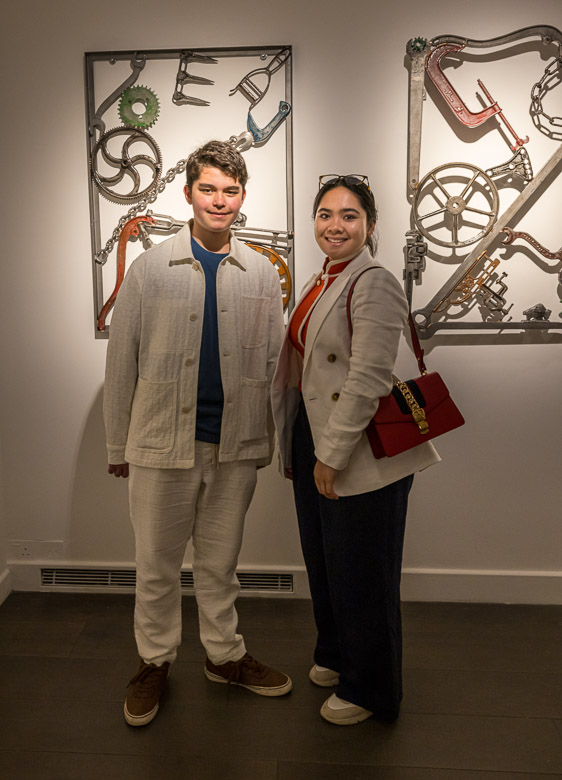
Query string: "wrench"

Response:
xmin=247 ymin=101 xmax=291 ymax=146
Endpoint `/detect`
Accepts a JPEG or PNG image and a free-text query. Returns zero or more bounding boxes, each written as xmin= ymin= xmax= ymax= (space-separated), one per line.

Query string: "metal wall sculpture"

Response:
xmin=405 ymin=27 xmax=562 ymax=337
xmin=85 ymin=46 xmax=293 ymax=337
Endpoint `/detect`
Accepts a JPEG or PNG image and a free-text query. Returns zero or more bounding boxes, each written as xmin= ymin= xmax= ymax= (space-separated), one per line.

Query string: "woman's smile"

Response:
xmin=314 ymin=187 xmax=374 ymax=260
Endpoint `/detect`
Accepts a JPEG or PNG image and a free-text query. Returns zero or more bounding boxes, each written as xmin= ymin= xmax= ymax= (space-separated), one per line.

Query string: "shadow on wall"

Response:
xmin=67 ymin=386 xmax=134 ymax=563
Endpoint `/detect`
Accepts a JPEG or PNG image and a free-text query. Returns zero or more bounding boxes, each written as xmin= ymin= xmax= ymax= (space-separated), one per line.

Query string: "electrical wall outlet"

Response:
xmin=10 ymin=542 xmax=34 ymax=559
xmin=9 ymin=540 xmax=64 ymax=560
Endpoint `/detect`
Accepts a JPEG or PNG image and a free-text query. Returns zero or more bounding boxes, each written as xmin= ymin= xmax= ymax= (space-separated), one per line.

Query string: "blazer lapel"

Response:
xmin=302 ymin=249 xmax=380 ymax=373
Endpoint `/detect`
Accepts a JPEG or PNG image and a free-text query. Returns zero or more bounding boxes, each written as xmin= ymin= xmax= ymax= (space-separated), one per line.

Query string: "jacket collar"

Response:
xmin=168 ymin=220 xmax=247 ymax=270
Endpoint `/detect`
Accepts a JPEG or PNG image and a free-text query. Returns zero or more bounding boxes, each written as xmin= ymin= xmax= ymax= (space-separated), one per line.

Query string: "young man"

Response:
xmin=104 ymin=140 xmax=290 ymax=727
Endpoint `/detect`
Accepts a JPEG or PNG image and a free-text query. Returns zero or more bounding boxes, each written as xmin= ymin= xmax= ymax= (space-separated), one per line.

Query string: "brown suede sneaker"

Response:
xmin=204 ymin=652 xmax=292 ymax=696
xmin=124 ymin=659 xmax=170 ymax=726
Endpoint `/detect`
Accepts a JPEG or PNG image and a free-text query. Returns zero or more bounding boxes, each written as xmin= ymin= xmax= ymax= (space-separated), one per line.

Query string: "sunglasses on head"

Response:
xmin=318 ymin=174 xmax=371 ymax=191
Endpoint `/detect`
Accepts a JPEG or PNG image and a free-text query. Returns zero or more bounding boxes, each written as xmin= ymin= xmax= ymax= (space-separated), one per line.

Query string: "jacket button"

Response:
xmin=327 ymin=353 xmax=336 ymax=363
xmin=181 ymin=406 xmax=191 ymax=414
xmin=184 ymin=357 xmax=193 ymax=366
xmin=189 ymin=313 xmax=198 ymax=321
xmin=331 ymin=392 xmax=340 ymax=401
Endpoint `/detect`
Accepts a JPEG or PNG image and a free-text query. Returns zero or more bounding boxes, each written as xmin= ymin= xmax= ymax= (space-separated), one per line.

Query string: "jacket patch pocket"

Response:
xmin=129 ymin=377 xmax=177 ymax=452
xmin=239 ymin=376 xmax=269 ymax=442
xmin=240 ymin=296 xmax=269 ymax=348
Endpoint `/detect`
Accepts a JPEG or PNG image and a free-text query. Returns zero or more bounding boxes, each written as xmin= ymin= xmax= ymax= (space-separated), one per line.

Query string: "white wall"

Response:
xmin=1 ymin=0 xmax=561 ymax=602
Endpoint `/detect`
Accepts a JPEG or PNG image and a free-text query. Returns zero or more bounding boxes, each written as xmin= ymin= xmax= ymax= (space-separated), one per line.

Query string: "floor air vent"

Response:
xmin=41 ymin=568 xmax=293 ymax=593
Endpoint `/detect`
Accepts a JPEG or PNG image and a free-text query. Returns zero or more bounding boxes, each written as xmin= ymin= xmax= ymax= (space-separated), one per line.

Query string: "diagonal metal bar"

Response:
xmin=413 ymin=141 xmax=562 ymax=328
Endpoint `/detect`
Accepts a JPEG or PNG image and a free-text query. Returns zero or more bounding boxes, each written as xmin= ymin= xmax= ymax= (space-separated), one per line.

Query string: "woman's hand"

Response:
xmin=314 ymin=459 xmax=340 ymax=500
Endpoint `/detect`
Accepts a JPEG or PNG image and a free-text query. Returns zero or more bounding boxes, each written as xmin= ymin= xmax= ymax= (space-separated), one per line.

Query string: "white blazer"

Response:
xmin=271 ymin=248 xmax=440 ymax=496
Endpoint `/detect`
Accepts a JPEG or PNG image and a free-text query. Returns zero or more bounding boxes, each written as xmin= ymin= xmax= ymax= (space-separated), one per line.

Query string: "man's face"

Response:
xmin=184 ymin=166 xmax=246 ymax=235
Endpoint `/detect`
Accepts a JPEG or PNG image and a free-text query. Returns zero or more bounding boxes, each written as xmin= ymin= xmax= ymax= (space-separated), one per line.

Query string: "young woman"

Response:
xmin=271 ymin=175 xmax=440 ymax=725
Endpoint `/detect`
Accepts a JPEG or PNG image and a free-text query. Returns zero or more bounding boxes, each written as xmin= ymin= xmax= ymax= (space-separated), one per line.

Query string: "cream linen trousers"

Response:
xmin=129 ymin=441 xmax=258 ymax=666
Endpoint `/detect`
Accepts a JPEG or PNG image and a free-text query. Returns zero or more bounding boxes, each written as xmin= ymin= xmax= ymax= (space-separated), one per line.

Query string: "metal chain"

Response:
xmin=530 ymin=52 xmax=562 ymax=139
xmin=95 ymin=158 xmax=188 ymax=264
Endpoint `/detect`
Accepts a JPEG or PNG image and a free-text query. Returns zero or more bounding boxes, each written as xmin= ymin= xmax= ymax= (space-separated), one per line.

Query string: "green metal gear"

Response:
xmin=118 ymin=85 xmax=160 ymax=130
xmin=408 ymin=37 xmax=428 ymax=55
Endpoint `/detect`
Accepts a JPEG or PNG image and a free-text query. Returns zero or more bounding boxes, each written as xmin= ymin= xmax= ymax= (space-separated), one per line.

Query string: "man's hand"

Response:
xmin=313 ymin=459 xmax=339 ymax=500
xmin=108 ymin=463 xmax=129 ymax=478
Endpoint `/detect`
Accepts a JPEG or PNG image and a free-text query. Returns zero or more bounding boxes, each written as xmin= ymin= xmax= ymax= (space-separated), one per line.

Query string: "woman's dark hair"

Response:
xmin=313 ymin=177 xmax=378 ymax=256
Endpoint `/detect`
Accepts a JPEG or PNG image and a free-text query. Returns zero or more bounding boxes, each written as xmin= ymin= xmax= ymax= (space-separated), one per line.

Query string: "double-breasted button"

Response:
xmin=189 ymin=313 xmax=198 ymax=321
xmin=331 ymin=392 xmax=340 ymax=401
xmin=327 ymin=353 xmax=336 ymax=363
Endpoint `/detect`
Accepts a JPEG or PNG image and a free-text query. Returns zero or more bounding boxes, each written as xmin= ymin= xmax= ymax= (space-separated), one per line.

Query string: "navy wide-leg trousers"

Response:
xmin=292 ymin=400 xmax=413 ymax=720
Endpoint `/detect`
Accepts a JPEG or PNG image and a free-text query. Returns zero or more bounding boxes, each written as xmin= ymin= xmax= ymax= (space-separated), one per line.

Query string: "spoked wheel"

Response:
xmin=413 ymin=162 xmax=499 ymax=248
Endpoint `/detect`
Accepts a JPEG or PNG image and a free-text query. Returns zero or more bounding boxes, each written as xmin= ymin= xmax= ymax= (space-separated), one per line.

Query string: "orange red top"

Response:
xmin=288 ymin=257 xmax=353 ymax=357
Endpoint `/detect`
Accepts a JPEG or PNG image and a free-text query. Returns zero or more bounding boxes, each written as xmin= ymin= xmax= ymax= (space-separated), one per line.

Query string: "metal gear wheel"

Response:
xmin=245 ymin=243 xmax=292 ymax=311
xmin=91 ymin=126 xmax=162 ymax=203
xmin=118 ymin=85 xmax=160 ymax=130
xmin=407 ymin=37 xmax=428 ymax=55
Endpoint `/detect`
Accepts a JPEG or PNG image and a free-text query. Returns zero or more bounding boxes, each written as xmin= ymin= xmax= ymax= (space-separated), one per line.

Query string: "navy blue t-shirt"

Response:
xmin=191 ymin=238 xmax=228 ymax=444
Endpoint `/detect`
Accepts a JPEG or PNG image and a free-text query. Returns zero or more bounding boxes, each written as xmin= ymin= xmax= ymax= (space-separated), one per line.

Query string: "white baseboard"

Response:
xmin=0 ymin=567 xmax=12 ymax=606
xmin=6 ymin=561 xmax=562 ymax=604
xmin=401 ymin=567 xmax=562 ymax=604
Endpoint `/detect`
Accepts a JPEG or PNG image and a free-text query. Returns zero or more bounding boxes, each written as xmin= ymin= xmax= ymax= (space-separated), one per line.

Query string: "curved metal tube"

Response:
xmin=431 ymin=25 xmax=562 ymax=49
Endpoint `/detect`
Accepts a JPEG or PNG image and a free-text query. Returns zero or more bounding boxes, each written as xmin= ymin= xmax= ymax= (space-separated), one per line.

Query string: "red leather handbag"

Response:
xmin=347 ymin=270 xmax=465 ymax=459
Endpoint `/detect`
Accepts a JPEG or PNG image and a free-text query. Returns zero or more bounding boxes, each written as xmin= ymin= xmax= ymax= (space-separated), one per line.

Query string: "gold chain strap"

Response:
xmin=395 ymin=380 xmax=429 ymax=434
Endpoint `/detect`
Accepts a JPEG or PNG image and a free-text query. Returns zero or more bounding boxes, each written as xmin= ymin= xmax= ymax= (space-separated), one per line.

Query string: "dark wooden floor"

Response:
xmin=0 ymin=592 xmax=561 ymax=779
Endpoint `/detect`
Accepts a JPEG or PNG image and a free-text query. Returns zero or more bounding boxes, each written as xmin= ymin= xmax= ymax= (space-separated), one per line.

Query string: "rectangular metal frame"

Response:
xmin=404 ymin=28 xmax=562 ymax=338
xmin=85 ymin=45 xmax=294 ymax=337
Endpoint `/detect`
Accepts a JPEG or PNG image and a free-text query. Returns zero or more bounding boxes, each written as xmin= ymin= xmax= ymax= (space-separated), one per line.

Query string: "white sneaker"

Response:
xmin=320 ymin=693 xmax=373 ymax=725
xmin=309 ymin=664 xmax=339 ymax=687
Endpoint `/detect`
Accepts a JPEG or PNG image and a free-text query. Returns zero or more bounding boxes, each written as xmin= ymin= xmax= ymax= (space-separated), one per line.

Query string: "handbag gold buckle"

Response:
xmin=395 ymin=380 xmax=429 ymax=434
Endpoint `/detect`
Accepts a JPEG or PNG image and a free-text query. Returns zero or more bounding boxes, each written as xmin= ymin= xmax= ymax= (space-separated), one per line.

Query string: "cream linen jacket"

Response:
xmin=104 ymin=222 xmax=284 ymax=469
xmin=271 ymin=249 xmax=440 ymax=496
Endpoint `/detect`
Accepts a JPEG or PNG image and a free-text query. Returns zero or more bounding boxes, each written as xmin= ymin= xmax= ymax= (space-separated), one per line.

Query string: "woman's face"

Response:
xmin=314 ymin=186 xmax=374 ymax=261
